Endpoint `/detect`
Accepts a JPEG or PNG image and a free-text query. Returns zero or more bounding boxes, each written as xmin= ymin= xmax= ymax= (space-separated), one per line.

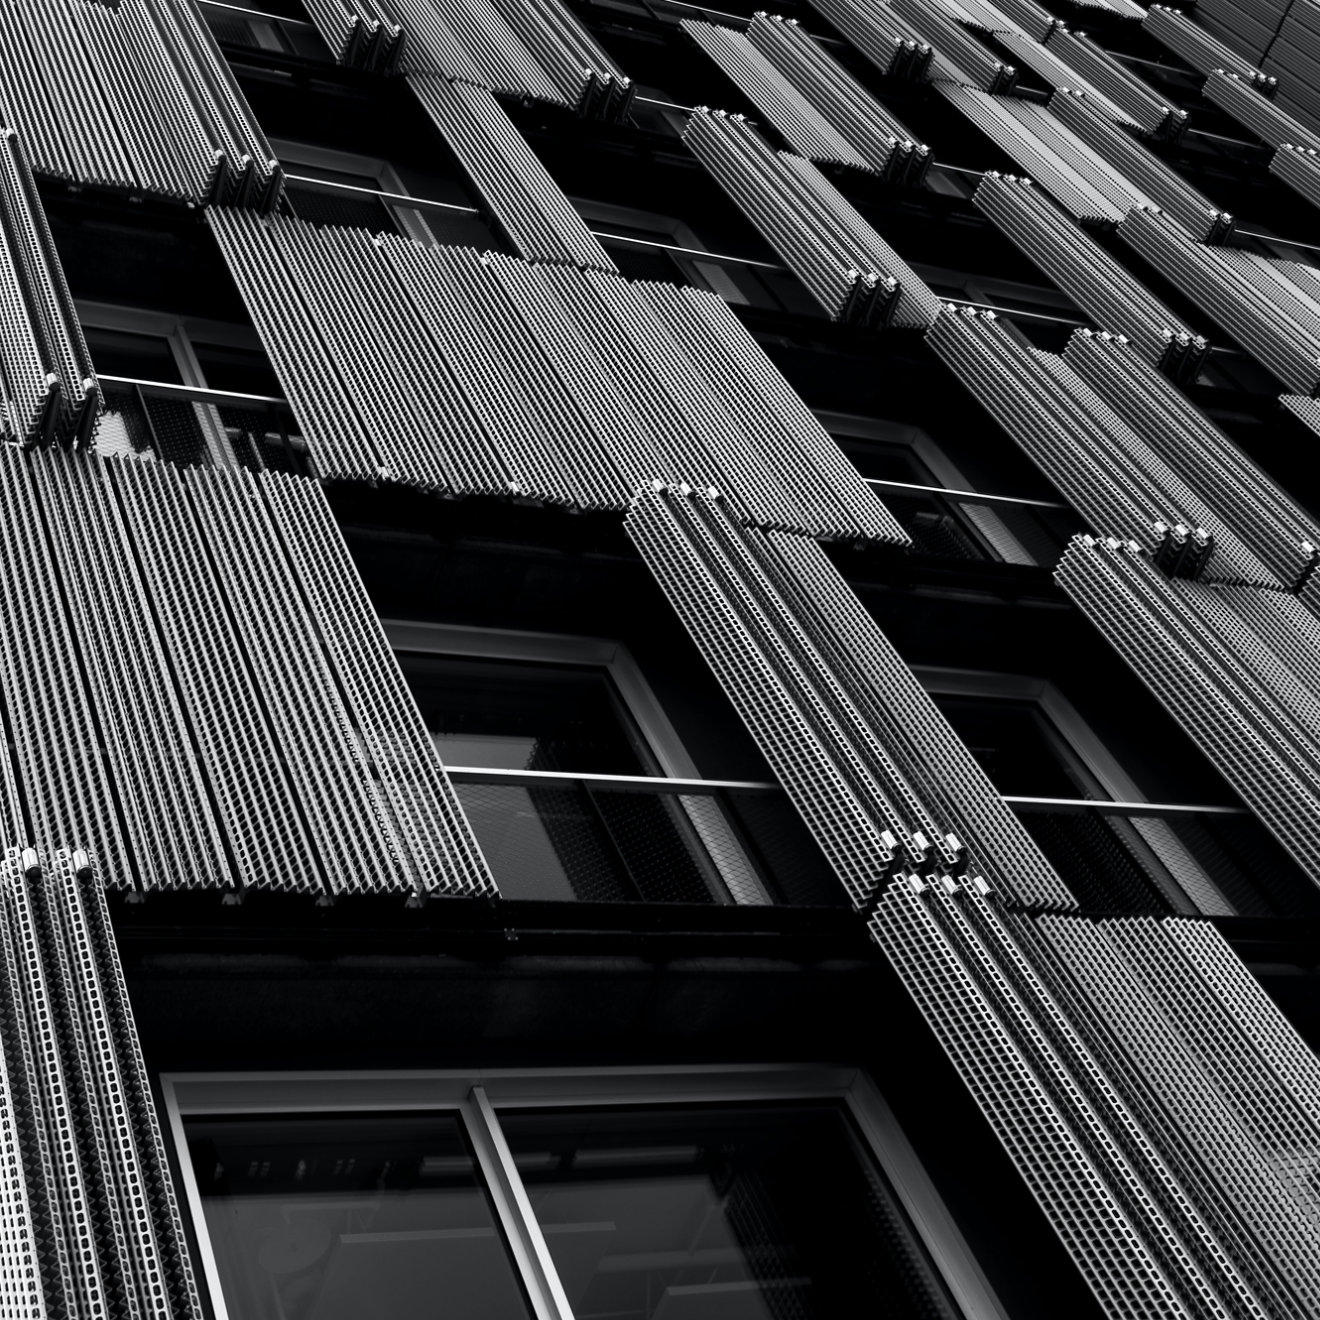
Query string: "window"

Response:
xmin=387 ymin=622 xmax=822 ymax=907
xmin=165 ymin=1066 xmax=995 ymax=1320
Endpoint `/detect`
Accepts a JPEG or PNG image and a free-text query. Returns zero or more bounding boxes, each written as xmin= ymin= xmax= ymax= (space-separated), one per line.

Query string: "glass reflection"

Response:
xmin=500 ymin=1103 xmax=959 ymax=1320
xmin=186 ymin=1113 xmax=531 ymax=1320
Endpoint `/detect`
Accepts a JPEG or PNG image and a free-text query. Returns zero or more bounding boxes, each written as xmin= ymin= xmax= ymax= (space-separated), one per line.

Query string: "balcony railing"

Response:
xmin=445 ymin=767 xmax=845 ymax=908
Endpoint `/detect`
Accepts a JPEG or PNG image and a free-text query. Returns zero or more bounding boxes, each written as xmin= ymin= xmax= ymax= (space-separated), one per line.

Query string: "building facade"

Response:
xmin=2 ymin=0 xmax=1320 ymax=1315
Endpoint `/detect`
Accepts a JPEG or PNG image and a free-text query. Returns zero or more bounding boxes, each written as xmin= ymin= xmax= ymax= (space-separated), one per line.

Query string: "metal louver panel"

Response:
xmin=924 ymin=306 xmax=1276 ymax=583
xmin=1056 ymin=535 xmax=1320 ymax=887
xmin=682 ymin=109 xmax=939 ymax=326
xmin=946 ymin=0 xmax=1056 ymax=41
xmin=681 ymin=19 xmax=872 ymax=171
xmin=1271 ymin=142 xmax=1320 ymax=210
xmin=0 ymin=129 xmax=96 ymax=447
xmin=1143 ymin=4 xmax=1278 ymax=93
xmin=1050 ymin=89 xmax=1236 ymax=241
xmin=412 ymin=0 xmax=564 ymax=101
xmin=935 ymin=84 xmax=1130 ymax=223
xmin=992 ymin=29 xmax=1141 ymax=128
xmin=626 ymin=483 xmax=1077 ymax=908
xmin=0 ymin=847 xmax=206 ymax=1320
xmin=1203 ymin=68 xmax=1320 ymax=151
xmin=0 ymin=0 xmax=282 ymax=208
xmin=972 ymin=172 xmax=1207 ymax=376
xmin=889 ymin=0 xmax=1018 ymax=90
xmin=1063 ymin=328 xmax=1320 ymax=589
xmin=1192 ymin=0 xmax=1279 ymax=63
xmin=301 ymin=0 xmax=405 ymax=71
xmin=804 ymin=0 xmax=935 ymax=80
xmin=206 ymin=210 xmax=901 ymax=540
xmin=407 ymin=75 xmax=618 ymax=272
xmin=1281 ymin=390 xmax=1320 ymax=438
xmin=1045 ymin=25 xmax=1186 ymax=139
xmin=1117 ymin=206 xmax=1320 ymax=395
xmin=744 ymin=13 xmax=931 ymax=181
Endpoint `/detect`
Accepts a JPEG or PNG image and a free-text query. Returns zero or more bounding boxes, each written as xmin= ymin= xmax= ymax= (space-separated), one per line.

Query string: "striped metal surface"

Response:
xmin=1144 ymin=4 xmax=1278 ymax=93
xmin=804 ymin=0 xmax=935 ymax=80
xmin=625 ymin=482 xmax=1077 ymax=909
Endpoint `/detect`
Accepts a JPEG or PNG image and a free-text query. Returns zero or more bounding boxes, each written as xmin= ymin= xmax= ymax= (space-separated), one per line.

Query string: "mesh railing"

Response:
xmin=448 ymin=769 xmax=844 ymax=907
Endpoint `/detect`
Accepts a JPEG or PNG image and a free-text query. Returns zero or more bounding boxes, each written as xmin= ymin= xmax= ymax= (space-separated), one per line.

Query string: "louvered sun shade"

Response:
xmin=1118 ymin=206 xmax=1320 ymax=395
xmin=1143 ymin=4 xmax=1278 ymax=93
xmin=626 ymin=483 xmax=1077 ymax=910
xmin=0 ymin=0 xmax=281 ymax=207
xmin=992 ymin=30 xmax=1144 ymax=129
xmin=0 ymin=129 xmax=96 ymax=447
xmin=0 ymin=847 xmax=204 ymax=1320
xmin=888 ymin=0 xmax=1019 ymax=90
xmin=683 ymin=15 xmax=931 ymax=182
xmin=683 ymin=110 xmax=939 ymax=327
xmin=303 ymin=0 xmax=633 ymax=118
xmin=206 ymin=210 xmax=902 ymax=542
xmin=1058 ymin=534 xmax=1320 ymax=887
xmin=803 ymin=0 xmax=934 ymax=80
xmin=973 ymin=172 xmax=1207 ymax=376
xmin=924 ymin=306 xmax=1285 ymax=584
xmin=407 ymin=75 xmax=616 ymax=272
xmin=0 ymin=448 xmax=493 ymax=898
xmin=1271 ymin=143 xmax=1320 ymax=211
xmin=1062 ymin=328 xmax=1320 ymax=590
xmin=1044 ymin=26 xmax=1186 ymax=140
xmin=872 ymin=880 xmax=1320 ymax=1320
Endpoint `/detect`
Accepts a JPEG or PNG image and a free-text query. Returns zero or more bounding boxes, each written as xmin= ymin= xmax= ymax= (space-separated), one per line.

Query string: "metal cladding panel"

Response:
xmin=804 ymin=0 xmax=935 ymax=80
xmin=1143 ymin=5 xmax=1278 ymax=92
xmin=744 ymin=14 xmax=931 ymax=181
xmin=1119 ymin=206 xmax=1320 ymax=395
xmin=1063 ymin=330 xmax=1320 ymax=589
xmin=1271 ymin=143 xmax=1320 ymax=210
xmin=934 ymin=84 xmax=1131 ymax=223
xmin=1044 ymin=26 xmax=1185 ymax=139
xmin=682 ymin=19 xmax=872 ymax=171
xmin=972 ymin=173 xmax=1206 ymax=376
xmin=1055 ymin=536 xmax=1320 ymax=888
xmin=0 ymin=448 xmax=128 ymax=883
xmin=1038 ymin=912 xmax=1320 ymax=1317
xmin=0 ymin=0 xmax=279 ymax=207
xmin=1204 ymin=69 xmax=1320 ymax=152
xmin=993 ymin=29 xmax=1141 ymax=128
xmin=258 ymin=471 xmax=496 ymax=897
xmin=625 ymin=484 xmax=1075 ymax=907
xmin=889 ymin=0 xmax=1019 ymax=90
xmin=868 ymin=881 xmax=1191 ymax=1320
xmin=110 ymin=459 xmax=322 ymax=894
xmin=406 ymin=75 xmax=617 ymax=272
xmin=681 ymin=110 xmax=937 ymax=327
xmin=30 ymin=452 xmax=228 ymax=892
xmin=0 ymin=848 xmax=204 ymax=1319
xmin=1050 ymin=90 xmax=1235 ymax=242
xmin=414 ymin=0 xmax=565 ymax=101
xmin=946 ymin=0 xmax=1056 ymax=41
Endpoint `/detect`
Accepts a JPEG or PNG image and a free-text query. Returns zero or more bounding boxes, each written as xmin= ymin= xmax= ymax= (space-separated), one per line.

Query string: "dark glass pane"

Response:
xmin=83 ymin=327 xmax=183 ymax=383
xmin=192 ymin=342 xmax=284 ymax=397
xmin=500 ymin=1103 xmax=958 ymax=1320
xmin=185 ymin=1113 xmax=532 ymax=1320
xmin=399 ymin=655 xmax=653 ymax=775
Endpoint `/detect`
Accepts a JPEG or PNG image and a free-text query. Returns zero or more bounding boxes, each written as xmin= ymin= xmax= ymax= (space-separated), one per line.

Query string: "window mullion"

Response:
xmin=461 ymin=1085 xmax=578 ymax=1320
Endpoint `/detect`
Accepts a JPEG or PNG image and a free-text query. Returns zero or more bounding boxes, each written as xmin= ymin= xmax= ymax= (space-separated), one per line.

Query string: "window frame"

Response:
xmin=162 ymin=1062 xmax=1009 ymax=1320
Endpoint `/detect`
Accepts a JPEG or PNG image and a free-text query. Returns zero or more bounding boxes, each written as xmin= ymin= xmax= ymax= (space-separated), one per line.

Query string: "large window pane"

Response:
xmin=500 ymin=1104 xmax=958 ymax=1320
xmin=185 ymin=1113 xmax=532 ymax=1320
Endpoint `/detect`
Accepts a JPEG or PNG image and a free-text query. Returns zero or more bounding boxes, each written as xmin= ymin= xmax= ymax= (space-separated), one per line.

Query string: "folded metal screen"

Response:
xmin=1271 ymin=142 xmax=1320 ymax=209
xmin=301 ymin=0 xmax=404 ymax=71
xmin=407 ymin=75 xmax=617 ymax=272
xmin=992 ymin=29 xmax=1141 ymax=128
xmin=1044 ymin=25 xmax=1186 ymax=139
xmin=743 ymin=13 xmax=931 ymax=181
xmin=1143 ymin=4 xmax=1278 ymax=93
xmin=1063 ymin=328 xmax=1320 ymax=590
xmin=944 ymin=0 xmax=1056 ymax=42
xmin=924 ymin=306 xmax=1279 ymax=583
xmin=1057 ymin=534 xmax=1320 ymax=887
xmin=0 ymin=0 xmax=281 ymax=208
xmin=972 ymin=172 xmax=1207 ymax=375
xmin=207 ymin=209 xmax=902 ymax=540
xmin=0 ymin=847 xmax=205 ymax=1320
xmin=1050 ymin=89 xmax=1236 ymax=241
xmin=683 ymin=110 xmax=939 ymax=326
xmin=1203 ymin=68 xmax=1320 ymax=151
xmin=626 ymin=482 xmax=1077 ymax=909
xmin=1192 ymin=0 xmax=1281 ymax=63
xmin=804 ymin=0 xmax=935 ymax=80
xmin=0 ymin=129 xmax=97 ymax=447
xmin=1267 ymin=4 xmax=1320 ymax=136
xmin=1118 ymin=205 xmax=1320 ymax=395
xmin=890 ymin=0 xmax=1018 ymax=90
xmin=869 ymin=878 xmax=1320 ymax=1318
